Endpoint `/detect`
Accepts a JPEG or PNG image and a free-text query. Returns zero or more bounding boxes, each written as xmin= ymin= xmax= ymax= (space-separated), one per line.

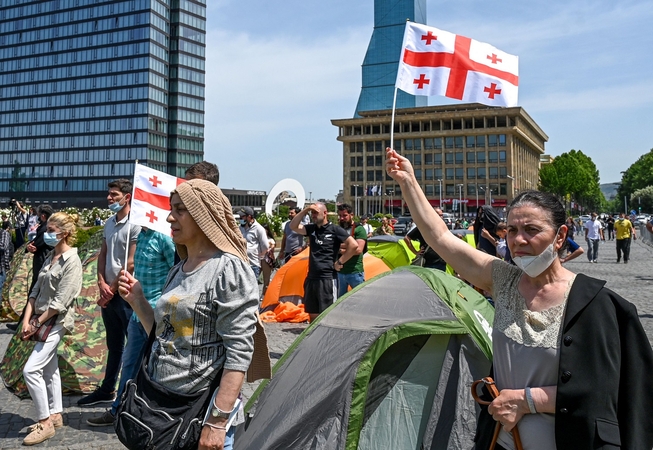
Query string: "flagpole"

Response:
xmin=122 ymin=160 xmax=139 ymax=276
xmin=390 ymin=87 xmax=398 ymax=151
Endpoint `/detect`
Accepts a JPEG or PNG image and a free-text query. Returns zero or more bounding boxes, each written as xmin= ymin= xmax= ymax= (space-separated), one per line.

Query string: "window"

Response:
xmin=425 ymin=168 xmax=434 ymax=180
xmin=445 ymin=137 xmax=454 ymax=149
xmin=455 ymin=136 xmax=464 ymax=148
xmin=446 ymin=168 xmax=454 ymax=180
xmin=445 ymin=153 xmax=454 ymax=164
xmin=425 ymin=153 xmax=433 ymax=165
xmin=467 ymin=167 xmax=476 ymax=179
xmin=499 ymin=167 xmax=507 ymax=178
xmin=455 ymin=168 xmax=464 ymax=179
xmin=405 ymin=139 xmax=413 ymax=151
xmin=467 ymin=184 xmax=477 ymax=195
xmin=455 ymin=152 xmax=463 ymax=164
xmin=446 ymin=184 xmax=455 ymax=195
xmin=500 ymin=183 xmax=507 ymax=195
xmin=425 ymin=185 xmax=434 ymax=196
xmin=499 ymin=134 xmax=506 ymax=146
xmin=489 ymin=151 xmax=498 ymax=163
xmin=466 ymin=136 xmax=475 ymax=148
xmin=488 ymin=135 xmax=498 ymax=147
xmin=467 ymin=152 xmax=475 ymax=164
xmin=477 ymin=151 xmax=486 ymax=163
xmin=434 ymin=154 xmax=442 ymax=164
xmin=477 ymin=167 xmax=486 ymax=179
xmin=476 ymin=135 xmax=485 ymax=147
xmin=413 ymin=154 xmax=422 ymax=166
xmin=434 ymin=137 xmax=442 ymax=149
xmin=425 ymin=138 xmax=434 ymax=150
xmin=489 ymin=167 xmax=498 ymax=179
xmin=499 ymin=150 xmax=506 ymax=163
xmin=414 ymin=169 xmax=422 ymax=180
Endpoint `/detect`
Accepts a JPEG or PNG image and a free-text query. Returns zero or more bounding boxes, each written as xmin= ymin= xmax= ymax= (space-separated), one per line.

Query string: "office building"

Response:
xmin=332 ymin=104 xmax=547 ymax=217
xmin=354 ymin=0 xmax=427 ymax=117
xmin=0 ymin=0 xmax=205 ymax=207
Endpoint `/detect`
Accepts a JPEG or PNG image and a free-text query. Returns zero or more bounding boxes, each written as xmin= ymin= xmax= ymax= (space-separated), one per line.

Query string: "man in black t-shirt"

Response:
xmin=404 ymin=208 xmax=447 ymax=271
xmin=290 ymin=202 xmax=358 ymax=321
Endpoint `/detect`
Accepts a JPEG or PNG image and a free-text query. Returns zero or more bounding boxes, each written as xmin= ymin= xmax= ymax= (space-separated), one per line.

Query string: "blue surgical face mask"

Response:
xmin=43 ymin=231 xmax=61 ymax=247
xmin=108 ymin=200 xmax=125 ymax=213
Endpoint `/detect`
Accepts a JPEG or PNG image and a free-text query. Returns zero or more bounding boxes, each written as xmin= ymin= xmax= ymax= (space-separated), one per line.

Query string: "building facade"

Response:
xmin=332 ymin=104 xmax=547 ymax=217
xmin=354 ymin=0 xmax=426 ymax=117
xmin=0 ymin=0 xmax=205 ymax=207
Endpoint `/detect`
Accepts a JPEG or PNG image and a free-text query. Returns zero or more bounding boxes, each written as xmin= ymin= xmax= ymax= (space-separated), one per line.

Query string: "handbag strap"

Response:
xmin=471 ymin=377 xmax=524 ymax=450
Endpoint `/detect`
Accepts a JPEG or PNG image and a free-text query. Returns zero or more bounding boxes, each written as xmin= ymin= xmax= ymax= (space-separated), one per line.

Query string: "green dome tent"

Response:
xmin=0 ymin=230 xmax=109 ymax=397
xmin=236 ymin=266 xmax=494 ymax=450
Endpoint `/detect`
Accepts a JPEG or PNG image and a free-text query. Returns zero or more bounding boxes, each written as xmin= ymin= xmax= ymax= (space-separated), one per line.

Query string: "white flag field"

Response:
xmin=130 ymin=163 xmax=185 ymax=235
xmin=395 ymin=22 xmax=519 ymax=107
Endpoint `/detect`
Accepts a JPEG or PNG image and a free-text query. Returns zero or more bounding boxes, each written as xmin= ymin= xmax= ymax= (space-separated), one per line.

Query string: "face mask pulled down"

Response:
xmin=512 ymin=230 xmax=560 ymax=278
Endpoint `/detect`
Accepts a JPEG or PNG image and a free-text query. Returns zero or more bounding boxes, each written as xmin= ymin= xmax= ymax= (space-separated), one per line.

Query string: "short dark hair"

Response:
xmin=337 ymin=203 xmax=353 ymax=214
xmin=108 ymin=179 xmax=132 ymax=195
xmin=185 ymin=161 xmax=219 ymax=185
xmin=289 ymin=207 xmax=301 ymax=214
xmin=37 ymin=204 xmax=54 ymax=220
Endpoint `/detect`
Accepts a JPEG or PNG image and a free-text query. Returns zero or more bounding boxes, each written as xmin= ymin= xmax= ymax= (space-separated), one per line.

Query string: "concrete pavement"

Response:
xmin=1 ymin=237 xmax=652 ymax=448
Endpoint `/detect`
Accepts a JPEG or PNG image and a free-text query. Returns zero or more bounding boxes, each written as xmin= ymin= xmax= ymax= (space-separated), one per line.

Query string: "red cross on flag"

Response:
xmin=395 ymin=22 xmax=519 ymax=107
xmin=130 ymin=163 xmax=185 ymax=235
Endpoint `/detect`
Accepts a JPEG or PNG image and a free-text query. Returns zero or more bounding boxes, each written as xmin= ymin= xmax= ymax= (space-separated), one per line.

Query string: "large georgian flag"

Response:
xmin=395 ymin=22 xmax=519 ymax=107
xmin=130 ymin=163 xmax=185 ymax=235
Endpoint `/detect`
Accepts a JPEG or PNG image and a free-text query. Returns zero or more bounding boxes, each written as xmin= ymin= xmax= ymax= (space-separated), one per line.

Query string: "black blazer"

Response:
xmin=475 ymin=274 xmax=653 ymax=449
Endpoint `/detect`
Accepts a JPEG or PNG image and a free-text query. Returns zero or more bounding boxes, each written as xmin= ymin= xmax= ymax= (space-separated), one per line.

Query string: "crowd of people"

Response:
xmin=4 ymin=152 xmax=653 ymax=449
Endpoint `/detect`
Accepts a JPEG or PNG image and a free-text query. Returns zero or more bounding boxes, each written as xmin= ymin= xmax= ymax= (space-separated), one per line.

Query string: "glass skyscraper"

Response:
xmin=0 ymin=0 xmax=205 ymax=207
xmin=354 ymin=0 xmax=427 ymax=117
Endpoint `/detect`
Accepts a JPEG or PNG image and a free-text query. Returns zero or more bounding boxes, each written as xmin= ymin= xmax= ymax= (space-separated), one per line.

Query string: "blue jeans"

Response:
xmin=250 ymin=265 xmax=261 ymax=279
xmin=586 ymin=238 xmax=600 ymax=261
xmin=224 ymin=427 xmax=235 ymax=450
xmin=0 ymin=271 xmax=6 ymax=292
xmin=111 ymin=319 xmax=149 ymax=415
xmin=100 ymin=293 xmax=133 ymax=394
xmin=337 ymin=272 xmax=365 ymax=298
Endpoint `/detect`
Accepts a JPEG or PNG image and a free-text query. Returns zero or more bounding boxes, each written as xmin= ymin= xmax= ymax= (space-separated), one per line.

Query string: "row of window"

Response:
xmin=169 ymin=122 xmax=203 ymax=138
xmin=349 ymin=183 xmax=509 ymax=197
xmin=170 ymin=52 xmax=205 ymax=71
xmin=350 ymin=150 xmax=507 ymax=167
xmin=0 ymin=132 xmax=150 ymax=152
xmin=349 ymin=167 xmax=510 ymax=183
xmin=169 ymin=150 xmax=202 ymax=165
xmin=348 ymin=136 xmax=507 ymax=153
xmin=0 ymin=87 xmax=150 ymax=113
xmin=3 ymin=12 xmax=151 ymax=45
xmin=0 ymin=147 xmax=148 ymax=166
xmin=169 ymin=109 xmax=204 ymax=124
xmin=0 ymin=103 xmax=148 ymax=126
xmin=171 ymin=10 xmax=205 ymax=31
xmin=148 ymin=133 xmax=167 ymax=148
xmin=2 ymin=178 xmax=133 ymax=194
xmin=0 ymin=29 xmax=150 ymax=62
xmin=0 ymin=57 xmax=150 ymax=86
xmin=172 ymin=0 xmax=206 ymax=19
xmin=173 ymin=24 xmax=205 ymax=44
xmin=170 ymin=80 xmax=204 ymax=97
xmin=169 ymin=137 xmax=203 ymax=151
xmin=0 ymin=117 xmax=149 ymax=138
xmin=148 ymin=148 xmax=167 ymax=163
xmin=152 ymin=0 xmax=171 ymax=20
xmin=341 ymin=116 xmax=512 ymax=137
xmin=169 ymin=94 xmax=204 ymax=110
xmin=171 ymin=66 xmax=204 ymax=84
xmin=8 ymin=162 xmax=137 ymax=179
xmin=172 ymin=38 xmax=205 ymax=57
xmin=0 ymin=1 xmax=143 ymax=33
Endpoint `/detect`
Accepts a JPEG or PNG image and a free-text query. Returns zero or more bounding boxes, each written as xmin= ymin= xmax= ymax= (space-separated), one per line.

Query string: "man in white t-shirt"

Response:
xmin=360 ymin=215 xmax=374 ymax=238
xmin=584 ymin=212 xmax=603 ymax=263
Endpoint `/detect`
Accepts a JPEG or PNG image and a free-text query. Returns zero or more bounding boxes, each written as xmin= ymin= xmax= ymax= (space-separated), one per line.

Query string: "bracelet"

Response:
xmin=525 ymin=387 xmax=537 ymax=414
xmin=203 ymin=422 xmax=227 ymax=431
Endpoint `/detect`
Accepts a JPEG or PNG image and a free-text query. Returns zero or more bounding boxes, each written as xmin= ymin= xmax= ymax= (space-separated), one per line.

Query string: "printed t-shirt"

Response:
xmin=304 ymin=223 xmax=350 ymax=279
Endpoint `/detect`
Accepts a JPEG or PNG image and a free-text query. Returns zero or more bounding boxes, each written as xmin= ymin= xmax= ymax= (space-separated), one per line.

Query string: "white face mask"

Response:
xmin=512 ymin=228 xmax=561 ymax=278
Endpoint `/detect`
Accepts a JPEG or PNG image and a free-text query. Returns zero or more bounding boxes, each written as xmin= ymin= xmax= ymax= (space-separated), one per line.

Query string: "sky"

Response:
xmin=203 ymin=0 xmax=653 ymax=201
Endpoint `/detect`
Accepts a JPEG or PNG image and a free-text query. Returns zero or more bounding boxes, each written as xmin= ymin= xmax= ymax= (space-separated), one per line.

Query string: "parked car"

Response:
xmin=393 ymin=216 xmax=413 ymax=236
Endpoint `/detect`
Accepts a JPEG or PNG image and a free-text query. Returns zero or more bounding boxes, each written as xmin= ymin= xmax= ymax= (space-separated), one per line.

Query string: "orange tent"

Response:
xmin=260 ymin=249 xmax=390 ymax=314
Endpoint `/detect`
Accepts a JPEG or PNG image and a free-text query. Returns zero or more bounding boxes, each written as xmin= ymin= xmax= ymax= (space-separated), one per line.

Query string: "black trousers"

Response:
xmin=616 ymin=238 xmax=631 ymax=262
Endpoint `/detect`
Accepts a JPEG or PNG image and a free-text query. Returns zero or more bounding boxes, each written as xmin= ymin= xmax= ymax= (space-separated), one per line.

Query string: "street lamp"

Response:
xmin=456 ymin=184 xmax=464 ymax=220
xmin=478 ymin=185 xmax=486 ymax=206
xmin=353 ymin=185 xmax=359 ymax=217
xmin=436 ymin=179 xmax=443 ymax=208
xmin=388 ymin=189 xmax=394 ymax=216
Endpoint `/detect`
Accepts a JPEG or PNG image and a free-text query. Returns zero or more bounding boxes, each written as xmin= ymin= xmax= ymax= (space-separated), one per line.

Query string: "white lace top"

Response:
xmin=491 ymin=260 xmax=575 ymax=450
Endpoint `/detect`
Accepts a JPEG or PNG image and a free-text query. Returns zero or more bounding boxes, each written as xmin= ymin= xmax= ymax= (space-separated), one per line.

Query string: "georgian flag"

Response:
xmin=130 ymin=163 xmax=185 ymax=235
xmin=396 ymin=22 xmax=519 ymax=107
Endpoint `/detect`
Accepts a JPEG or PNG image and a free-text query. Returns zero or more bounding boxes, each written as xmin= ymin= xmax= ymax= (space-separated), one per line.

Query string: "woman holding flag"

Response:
xmin=117 ymin=179 xmax=259 ymax=450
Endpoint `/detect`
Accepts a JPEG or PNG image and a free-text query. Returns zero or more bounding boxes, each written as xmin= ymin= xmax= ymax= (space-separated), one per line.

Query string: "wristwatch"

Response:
xmin=35 ymin=319 xmax=42 ymax=327
xmin=210 ymin=404 xmax=231 ymax=420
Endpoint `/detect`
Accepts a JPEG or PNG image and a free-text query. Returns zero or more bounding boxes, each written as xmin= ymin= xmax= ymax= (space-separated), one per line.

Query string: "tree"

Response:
xmin=539 ymin=150 xmax=603 ymax=212
xmin=631 ymin=186 xmax=653 ymax=213
xmin=617 ymin=148 xmax=653 ymax=212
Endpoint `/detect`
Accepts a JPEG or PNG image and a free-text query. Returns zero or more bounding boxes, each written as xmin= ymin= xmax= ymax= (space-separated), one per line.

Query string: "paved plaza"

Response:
xmin=1 ymin=237 xmax=652 ymax=448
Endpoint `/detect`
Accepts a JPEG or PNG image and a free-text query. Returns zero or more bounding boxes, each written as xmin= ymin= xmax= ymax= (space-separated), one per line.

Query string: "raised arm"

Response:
xmin=290 ymin=206 xmax=314 ymax=236
xmin=386 ymin=148 xmax=495 ymax=291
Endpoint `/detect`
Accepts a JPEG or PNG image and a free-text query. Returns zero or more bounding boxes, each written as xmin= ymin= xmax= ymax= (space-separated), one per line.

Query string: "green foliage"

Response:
xmin=617 ymin=149 xmax=653 ymax=212
xmin=75 ymin=226 xmax=103 ymax=248
xmin=630 ymin=186 xmax=653 ymax=213
xmin=256 ymin=213 xmax=283 ymax=237
xmin=276 ymin=205 xmax=289 ymax=219
xmin=538 ymin=150 xmax=604 ymax=212
xmin=325 ymin=202 xmax=336 ymax=213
